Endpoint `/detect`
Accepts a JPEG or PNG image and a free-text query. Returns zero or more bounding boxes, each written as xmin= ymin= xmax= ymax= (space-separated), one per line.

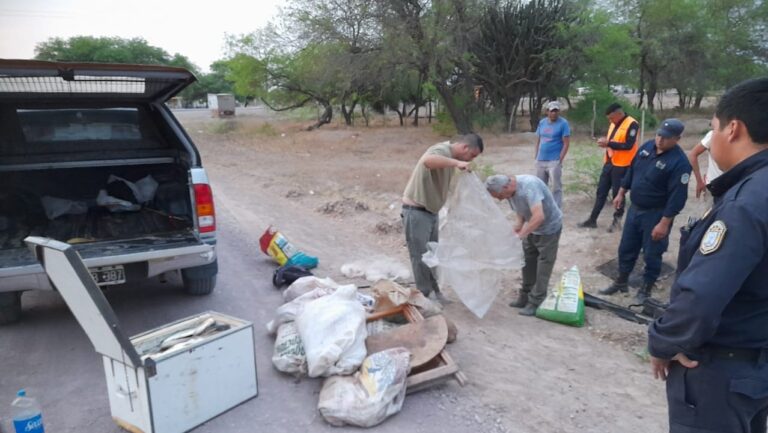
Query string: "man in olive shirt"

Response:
xmin=402 ymin=133 xmax=484 ymax=300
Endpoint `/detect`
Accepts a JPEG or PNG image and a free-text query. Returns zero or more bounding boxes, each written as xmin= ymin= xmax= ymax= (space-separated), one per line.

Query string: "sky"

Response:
xmin=0 ymin=0 xmax=286 ymax=72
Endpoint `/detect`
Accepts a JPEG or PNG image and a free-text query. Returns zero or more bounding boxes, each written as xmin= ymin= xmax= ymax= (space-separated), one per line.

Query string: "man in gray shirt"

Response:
xmin=485 ymin=174 xmax=563 ymax=316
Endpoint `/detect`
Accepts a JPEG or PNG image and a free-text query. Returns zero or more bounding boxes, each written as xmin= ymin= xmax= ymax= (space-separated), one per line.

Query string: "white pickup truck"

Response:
xmin=0 ymin=60 xmax=218 ymax=323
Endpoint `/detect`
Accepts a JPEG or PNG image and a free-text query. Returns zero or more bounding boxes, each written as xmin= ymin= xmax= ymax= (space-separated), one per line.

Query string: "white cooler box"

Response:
xmin=26 ymin=237 xmax=258 ymax=433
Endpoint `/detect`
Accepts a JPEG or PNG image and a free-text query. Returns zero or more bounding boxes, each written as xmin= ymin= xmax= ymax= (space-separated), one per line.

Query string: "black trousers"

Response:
xmin=588 ymin=163 xmax=627 ymax=222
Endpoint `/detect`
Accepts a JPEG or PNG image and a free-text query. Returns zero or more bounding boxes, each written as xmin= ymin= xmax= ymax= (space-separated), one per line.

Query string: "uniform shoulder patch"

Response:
xmin=700 ymin=220 xmax=727 ymax=255
xmin=681 ymin=173 xmax=690 ymax=184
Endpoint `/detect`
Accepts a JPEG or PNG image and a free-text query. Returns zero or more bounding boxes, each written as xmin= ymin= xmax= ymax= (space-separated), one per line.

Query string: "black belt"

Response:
xmin=699 ymin=345 xmax=768 ymax=363
xmin=402 ymin=204 xmax=434 ymax=215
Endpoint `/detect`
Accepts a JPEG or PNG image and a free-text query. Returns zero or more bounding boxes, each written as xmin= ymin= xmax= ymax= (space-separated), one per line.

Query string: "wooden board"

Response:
xmin=365 ymin=305 xmax=467 ymax=393
xmin=366 ymin=315 xmax=448 ymax=368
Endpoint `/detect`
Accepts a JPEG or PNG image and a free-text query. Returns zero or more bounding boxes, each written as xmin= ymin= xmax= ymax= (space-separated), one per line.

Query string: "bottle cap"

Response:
xmin=17 ymin=389 xmax=25 ymax=397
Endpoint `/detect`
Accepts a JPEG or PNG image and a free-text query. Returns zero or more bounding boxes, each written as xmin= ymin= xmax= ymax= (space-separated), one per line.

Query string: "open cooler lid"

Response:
xmin=25 ymin=236 xmax=142 ymax=368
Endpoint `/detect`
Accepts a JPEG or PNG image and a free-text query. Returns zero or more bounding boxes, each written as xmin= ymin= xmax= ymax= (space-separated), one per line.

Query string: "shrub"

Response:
xmin=563 ymin=141 xmax=604 ymax=198
xmin=431 ymin=111 xmax=458 ymax=137
xmin=208 ymin=119 xmax=238 ymax=134
xmin=472 ymin=110 xmax=507 ymax=132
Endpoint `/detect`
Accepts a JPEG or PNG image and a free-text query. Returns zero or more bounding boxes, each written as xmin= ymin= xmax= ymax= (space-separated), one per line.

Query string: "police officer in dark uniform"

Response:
xmin=600 ymin=118 xmax=692 ymax=301
xmin=649 ymin=78 xmax=768 ymax=433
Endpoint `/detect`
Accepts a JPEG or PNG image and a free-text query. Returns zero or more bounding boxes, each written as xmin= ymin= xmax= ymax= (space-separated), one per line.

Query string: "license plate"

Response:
xmin=90 ymin=265 xmax=126 ymax=286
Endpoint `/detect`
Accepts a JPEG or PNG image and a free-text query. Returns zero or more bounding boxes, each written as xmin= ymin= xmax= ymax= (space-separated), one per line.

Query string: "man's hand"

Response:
xmin=651 ymin=221 xmax=670 ymax=241
xmin=455 ymin=160 xmax=471 ymax=171
xmin=695 ymin=180 xmax=707 ymax=198
xmin=597 ymin=137 xmax=608 ymax=148
xmin=651 ymin=353 xmax=699 ymax=380
xmin=612 ymin=192 xmax=624 ymax=210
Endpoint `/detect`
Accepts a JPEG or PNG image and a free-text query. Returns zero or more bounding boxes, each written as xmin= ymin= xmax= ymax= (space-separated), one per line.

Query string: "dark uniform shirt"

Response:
xmin=649 ymin=149 xmax=768 ymax=359
xmin=621 ymin=139 xmax=691 ymax=217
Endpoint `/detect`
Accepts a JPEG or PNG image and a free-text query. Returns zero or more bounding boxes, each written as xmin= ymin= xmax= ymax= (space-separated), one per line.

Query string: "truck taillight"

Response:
xmin=193 ymin=183 xmax=216 ymax=233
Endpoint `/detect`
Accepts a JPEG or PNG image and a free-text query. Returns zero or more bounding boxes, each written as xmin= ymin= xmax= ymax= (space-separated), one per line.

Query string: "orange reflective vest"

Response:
xmin=603 ymin=115 xmax=639 ymax=167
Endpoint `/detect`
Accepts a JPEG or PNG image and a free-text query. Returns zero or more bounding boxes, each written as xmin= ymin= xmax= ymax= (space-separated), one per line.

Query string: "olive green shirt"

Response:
xmin=402 ymin=142 xmax=455 ymax=214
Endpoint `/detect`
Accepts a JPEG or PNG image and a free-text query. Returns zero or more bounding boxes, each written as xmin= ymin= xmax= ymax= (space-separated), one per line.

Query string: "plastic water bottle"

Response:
xmin=11 ymin=390 xmax=44 ymax=433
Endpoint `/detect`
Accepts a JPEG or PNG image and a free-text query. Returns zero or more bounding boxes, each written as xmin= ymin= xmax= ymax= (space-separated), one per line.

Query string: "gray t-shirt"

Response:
xmin=507 ymin=175 xmax=563 ymax=235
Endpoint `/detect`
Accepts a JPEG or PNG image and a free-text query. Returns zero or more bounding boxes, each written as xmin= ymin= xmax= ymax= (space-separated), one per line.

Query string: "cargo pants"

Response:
xmin=402 ymin=206 xmax=440 ymax=297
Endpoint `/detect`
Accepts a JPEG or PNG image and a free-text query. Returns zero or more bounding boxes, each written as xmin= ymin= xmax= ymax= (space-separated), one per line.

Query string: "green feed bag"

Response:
xmin=535 ymin=266 xmax=585 ymax=327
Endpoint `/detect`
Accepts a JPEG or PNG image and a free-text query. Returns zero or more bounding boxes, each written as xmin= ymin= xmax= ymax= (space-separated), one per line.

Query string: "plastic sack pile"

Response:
xmin=422 ymin=173 xmax=524 ymax=318
xmin=536 ymin=266 xmax=585 ymax=327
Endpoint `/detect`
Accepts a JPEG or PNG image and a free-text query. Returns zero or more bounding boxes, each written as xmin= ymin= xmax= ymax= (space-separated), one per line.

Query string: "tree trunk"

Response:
xmin=428 ymin=99 xmax=432 ymax=123
xmin=434 ymin=82 xmax=473 ymax=134
xmin=361 ymin=104 xmax=369 ymax=127
xmin=646 ymin=75 xmax=657 ymax=113
xmin=393 ymin=106 xmax=404 ymax=126
xmin=307 ymin=101 xmax=333 ymax=130
xmin=528 ymin=93 xmax=543 ymax=132
xmin=637 ymin=54 xmax=646 ymax=109
xmin=341 ymin=98 xmax=358 ymax=126
xmin=693 ymin=93 xmax=704 ymax=109
xmin=341 ymin=102 xmax=352 ymax=126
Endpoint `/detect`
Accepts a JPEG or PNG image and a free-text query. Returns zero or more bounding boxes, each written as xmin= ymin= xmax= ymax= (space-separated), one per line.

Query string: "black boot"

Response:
xmin=509 ymin=292 xmax=528 ymax=308
xmin=635 ymin=282 xmax=654 ymax=302
xmin=599 ymin=274 xmax=629 ymax=295
xmin=578 ymin=219 xmax=597 ymax=228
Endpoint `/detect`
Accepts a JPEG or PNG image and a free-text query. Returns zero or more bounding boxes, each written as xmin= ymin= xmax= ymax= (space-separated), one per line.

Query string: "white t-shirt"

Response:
xmin=700 ymin=131 xmax=724 ymax=184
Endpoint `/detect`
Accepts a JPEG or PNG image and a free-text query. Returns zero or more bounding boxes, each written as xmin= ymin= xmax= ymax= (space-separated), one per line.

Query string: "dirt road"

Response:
xmin=1 ymin=107 xmax=713 ymax=432
xmin=180 ymin=107 xmax=711 ymax=432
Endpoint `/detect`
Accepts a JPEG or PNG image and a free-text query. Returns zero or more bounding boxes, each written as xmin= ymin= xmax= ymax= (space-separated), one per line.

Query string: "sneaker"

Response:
xmin=578 ymin=219 xmax=597 ymax=228
xmin=518 ymin=304 xmax=537 ymax=316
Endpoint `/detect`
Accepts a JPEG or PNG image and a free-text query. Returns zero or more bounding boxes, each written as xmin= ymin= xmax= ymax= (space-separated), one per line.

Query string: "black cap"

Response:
xmin=657 ymin=118 xmax=685 ymax=138
xmin=604 ymin=103 xmax=623 ymax=116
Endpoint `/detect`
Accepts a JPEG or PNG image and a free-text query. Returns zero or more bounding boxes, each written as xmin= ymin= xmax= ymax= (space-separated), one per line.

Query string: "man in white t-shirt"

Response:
xmin=687 ymin=130 xmax=724 ymax=199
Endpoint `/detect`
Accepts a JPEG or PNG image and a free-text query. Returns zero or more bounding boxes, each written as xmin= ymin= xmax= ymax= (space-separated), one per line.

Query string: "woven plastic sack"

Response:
xmin=318 ymin=348 xmax=411 ymax=427
xmin=422 ymin=173 xmax=524 ymax=318
xmin=536 ymin=266 xmax=585 ymax=327
xmin=296 ymin=285 xmax=368 ymax=377
xmin=272 ymin=322 xmax=307 ymax=375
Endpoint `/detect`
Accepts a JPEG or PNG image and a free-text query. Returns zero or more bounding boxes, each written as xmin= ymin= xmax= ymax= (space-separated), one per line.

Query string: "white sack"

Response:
xmin=341 ymin=256 xmax=412 ymax=282
xmin=422 ymin=173 xmax=524 ymax=318
xmin=40 ymin=196 xmax=88 ymax=220
xmin=318 ymin=347 xmax=411 ymax=427
xmin=272 ymin=322 xmax=307 ymax=375
xmin=97 ymin=189 xmax=140 ymax=213
xmin=107 ymin=174 xmax=158 ymax=204
xmin=296 ymin=285 xmax=367 ymax=377
xmin=266 ymin=285 xmax=338 ymax=335
xmin=283 ymin=276 xmax=340 ymax=302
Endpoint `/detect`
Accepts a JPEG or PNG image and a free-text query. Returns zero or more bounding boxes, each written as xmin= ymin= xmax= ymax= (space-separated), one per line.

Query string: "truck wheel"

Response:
xmin=181 ymin=261 xmax=218 ymax=296
xmin=0 ymin=291 xmax=22 ymax=325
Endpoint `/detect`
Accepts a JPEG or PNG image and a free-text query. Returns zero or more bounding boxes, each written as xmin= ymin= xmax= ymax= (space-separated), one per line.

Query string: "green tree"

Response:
xmin=34 ymin=36 xmax=198 ymax=71
xmin=472 ymin=0 xmax=587 ymax=131
xmin=378 ymin=0 xmax=482 ymax=134
xmin=33 ymin=36 xmax=211 ymax=107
